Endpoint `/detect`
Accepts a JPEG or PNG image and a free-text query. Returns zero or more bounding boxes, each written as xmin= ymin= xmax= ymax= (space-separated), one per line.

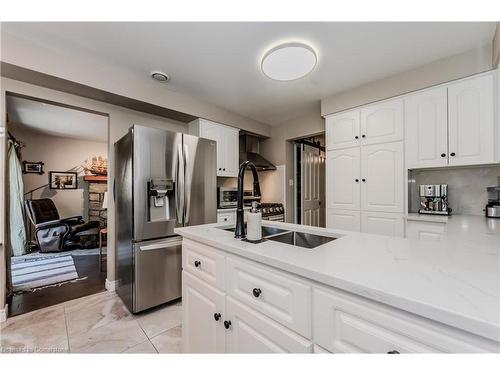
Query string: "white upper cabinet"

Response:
xmin=405 ymin=87 xmax=448 ymax=169
xmin=447 ymin=74 xmax=494 ymax=166
xmin=361 ymin=142 xmax=404 ymax=213
xmin=360 ymin=98 xmax=404 ymax=146
xmin=326 ymin=109 xmax=360 ymax=150
xmin=190 ymin=119 xmax=240 ymax=177
xmin=326 ymin=148 xmax=361 ymax=210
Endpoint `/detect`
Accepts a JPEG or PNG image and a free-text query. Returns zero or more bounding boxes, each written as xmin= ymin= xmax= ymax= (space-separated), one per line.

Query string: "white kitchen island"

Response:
xmin=174 ymin=220 xmax=500 ymax=353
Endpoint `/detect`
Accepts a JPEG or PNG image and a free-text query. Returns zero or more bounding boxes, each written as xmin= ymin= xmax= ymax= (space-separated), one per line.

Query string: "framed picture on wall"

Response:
xmin=49 ymin=171 xmax=78 ymax=190
xmin=22 ymin=161 xmax=44 ymax=175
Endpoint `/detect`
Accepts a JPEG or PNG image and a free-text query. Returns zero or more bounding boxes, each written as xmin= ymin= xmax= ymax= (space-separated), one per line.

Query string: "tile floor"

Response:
xmin=0 ymin=291 xmax=182 ymax=354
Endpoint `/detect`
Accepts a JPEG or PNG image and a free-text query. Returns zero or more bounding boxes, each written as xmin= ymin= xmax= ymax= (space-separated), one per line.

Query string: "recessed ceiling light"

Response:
xmin=261 ymin=42 xmax=317 ymax=81
xmin=151 ymin=71 xmax=170 ymax=83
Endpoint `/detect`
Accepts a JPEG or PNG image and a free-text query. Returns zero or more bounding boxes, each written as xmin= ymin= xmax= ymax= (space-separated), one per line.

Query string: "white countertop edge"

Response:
xmin=175 ymin=221 xmax=500 ymax=343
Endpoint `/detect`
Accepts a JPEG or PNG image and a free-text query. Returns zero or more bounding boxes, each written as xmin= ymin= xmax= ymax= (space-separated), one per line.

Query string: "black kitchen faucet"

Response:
xmin=234 ymin=161 xmax=261 ymax=239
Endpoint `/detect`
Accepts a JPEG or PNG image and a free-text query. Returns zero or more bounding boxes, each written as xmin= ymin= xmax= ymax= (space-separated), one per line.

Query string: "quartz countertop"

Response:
xmin=175 ymin=219 xmax=500 ymax=342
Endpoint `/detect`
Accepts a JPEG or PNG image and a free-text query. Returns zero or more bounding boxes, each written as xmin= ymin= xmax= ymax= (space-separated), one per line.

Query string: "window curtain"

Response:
xmin=8 ymin=140 xmax=27 ymax=256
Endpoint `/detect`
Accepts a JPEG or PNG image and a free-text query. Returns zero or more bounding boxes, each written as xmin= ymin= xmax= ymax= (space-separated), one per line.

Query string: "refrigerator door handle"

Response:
xmin=139 ymin=238 xmax=183 ymax=251
xmin=175 ymin=143 xmax=184 ymax=225
xmin=183 ymin=143 xmax=192 ymax=225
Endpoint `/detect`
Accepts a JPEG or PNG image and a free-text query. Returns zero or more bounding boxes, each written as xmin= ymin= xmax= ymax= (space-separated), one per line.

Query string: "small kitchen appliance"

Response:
xmin=217 ymin=187 xmax=238 ymax=208
xmin=418 ymin=184 xmax=451 ymax=216
xmin=485 ymin=177 xmax=500 ymax=218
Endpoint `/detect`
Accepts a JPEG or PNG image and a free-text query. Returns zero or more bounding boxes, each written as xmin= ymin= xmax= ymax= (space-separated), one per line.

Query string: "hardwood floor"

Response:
xmin=7 ymin=254 xmax=106 ymax=317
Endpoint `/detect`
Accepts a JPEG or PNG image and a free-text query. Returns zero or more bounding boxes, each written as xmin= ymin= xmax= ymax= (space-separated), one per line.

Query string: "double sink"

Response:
xmin=223 ymin=224 xmax=336 ymax=249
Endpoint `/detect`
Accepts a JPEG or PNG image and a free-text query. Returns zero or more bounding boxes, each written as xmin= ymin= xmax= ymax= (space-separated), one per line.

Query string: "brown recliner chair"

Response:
xmin=25 ymin=198 xmax=100 ymax=253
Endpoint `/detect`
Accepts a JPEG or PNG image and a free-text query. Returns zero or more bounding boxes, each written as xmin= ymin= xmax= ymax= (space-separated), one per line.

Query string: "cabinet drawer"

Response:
xmin=226 ymin=256 xmax=312 ymax=339
xmin=226 ymin=297 xmax=312 ymax=353
xmin=361 ymin=211 xmax=404 ymax=237
xmin=217 ymin=211 xmax=235 ymax=225
xmin=313 ymin=285 xmax=496 ymax=353
xmin=182 ymin=239 xmax=225 ymax=290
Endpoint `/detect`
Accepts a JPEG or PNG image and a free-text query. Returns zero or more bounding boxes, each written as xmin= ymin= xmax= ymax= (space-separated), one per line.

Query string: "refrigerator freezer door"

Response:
xmin=115 ymin=132 xmax=134 ymax=312
xmin=182 ymin=134 xmax=217 ymax=226
xmin=133 ymin=126 xmax=182 ymax=241
xmin=133 ymin=236 xmax=183 ymax=312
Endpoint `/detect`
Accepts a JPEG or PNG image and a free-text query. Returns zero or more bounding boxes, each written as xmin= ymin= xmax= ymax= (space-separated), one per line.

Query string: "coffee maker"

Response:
xmin=418 ymin=184 xmax=451 ymax=216
xmin=485 ymin=177 xmax=500 ymax=218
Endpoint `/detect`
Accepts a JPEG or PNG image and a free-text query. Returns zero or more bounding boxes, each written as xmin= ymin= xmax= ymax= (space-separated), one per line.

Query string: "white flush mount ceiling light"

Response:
xmin=261 ymin=43 xmax=317 ymax=81
xmin=151 ymin=71 xmax=170 ymax=83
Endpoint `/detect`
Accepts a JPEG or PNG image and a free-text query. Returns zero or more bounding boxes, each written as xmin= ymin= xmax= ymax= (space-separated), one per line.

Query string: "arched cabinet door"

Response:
xmin=404 ymin=86 xmax=448 ymax=169
xmin=447 ymin=74 xmax=494 ymax=167
xmin=360 ymin=98 xmax=403 ymax=146
xmin=360 ymin=142 xmax=404 ymax=213
xmin=326 ymin=109 xmax=360 ymax=150
xmin=326 ymin=147 xmax=360 ymax=211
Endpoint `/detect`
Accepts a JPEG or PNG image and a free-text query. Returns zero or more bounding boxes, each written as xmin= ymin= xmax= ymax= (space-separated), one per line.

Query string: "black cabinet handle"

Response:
xmin=223 ymin=320 xmax=232 ymax=329
xmin=252 ymin=288 xmax=262 ymax=298
xmin=355 ymin=136 xmax=359 ymax=139
xmin=450 ymin=152 xmax=456 ymax=157
xmin=194 ymin=260 xmax=201 ymax=268
xmin=218 ymin=168 xmax=221 ymax=171
xmin=362 ymin=134 xmax=366 ymax=138
xmin=362 ymin=178 xmax=366 ymax=182
xmin=440 ymin=153 xmax=446 ymax=157
xmin=355 ymin=179 xmax=359 ymax=182
xmin=387 ymin=350 xmax=400 ymax=354
xmin=223 ymin=168 xmax=226 ymax=171
xmin=214 ymin=313 xmax=221 ymax=321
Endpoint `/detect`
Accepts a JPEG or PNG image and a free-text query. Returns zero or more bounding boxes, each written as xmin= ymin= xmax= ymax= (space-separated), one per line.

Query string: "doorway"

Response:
xmin=5 ymin=93 xmax=109 ymax=317
xmin=294 ymin=134 xmax=326 ymax=227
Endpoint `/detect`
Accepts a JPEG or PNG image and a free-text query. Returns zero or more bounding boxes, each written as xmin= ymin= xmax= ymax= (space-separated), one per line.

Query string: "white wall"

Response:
xmin=321 ymin=44 xmax=493 ymax=116
xmin=9 ymin=125 xmax=108 ymax=219
xmin=0 ymin=32 xmax=271 ymax=137
xmin=493 ymin=23 xmax=500 ymax=68
xmin=0 ymin=77 xmax=188 ymax=311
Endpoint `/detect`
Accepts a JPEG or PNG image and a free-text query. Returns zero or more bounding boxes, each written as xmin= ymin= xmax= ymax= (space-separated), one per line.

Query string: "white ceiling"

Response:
xmin=2 ymin=22 xmax=496 ymax=125
xmin=7 ymin=95 xmax=108 ymax=142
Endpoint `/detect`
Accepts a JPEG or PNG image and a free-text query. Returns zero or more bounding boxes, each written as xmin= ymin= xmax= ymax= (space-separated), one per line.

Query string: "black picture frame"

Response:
xmin=49 ymin=171 xmax=78 ymax=190
xmin=22 ymin=161 xmax=44 ymax=175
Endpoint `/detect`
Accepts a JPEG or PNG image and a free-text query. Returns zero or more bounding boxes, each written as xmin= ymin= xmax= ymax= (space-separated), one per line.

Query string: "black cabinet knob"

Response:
xmin=440 ymin=153 xmax=446 ymax=157
xmin=252 ymin=288 xmax=262 ymax=298
xmin=362 ymin=134 xmax=366 ymax=138
xmin=218 ymin=168 xmax=221 ymax=171
xmin=223 ymin=168 xmax=226 ymax=171
xmin=355 ymin=136 xmax=359 ymax=139
xmin=194 ymin=260 xmax=201 ymax=268
xmin=355 ymin=179 xmax=359 ymax=182
xmin=387 ymin=350 xmax=400 ymax=354
xmin=450 ymin=152 xmax=456 ymax=157
xmin=214 ymin=313 xmax=221 ymax=321
xmin=362 ymin=178 xmax=366 ymax=182
xmin=223 ymin=320 xmax=232 ymax=329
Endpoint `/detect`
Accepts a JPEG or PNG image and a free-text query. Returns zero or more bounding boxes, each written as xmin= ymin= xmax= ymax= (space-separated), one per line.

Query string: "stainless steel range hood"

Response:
xmin=239 ymin=134 xmax=276 ymax=171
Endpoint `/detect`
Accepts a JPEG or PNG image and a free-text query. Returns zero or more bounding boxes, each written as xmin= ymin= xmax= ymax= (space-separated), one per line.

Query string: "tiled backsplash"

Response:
xmin=408 ymin=165 xmax=500 ymax=216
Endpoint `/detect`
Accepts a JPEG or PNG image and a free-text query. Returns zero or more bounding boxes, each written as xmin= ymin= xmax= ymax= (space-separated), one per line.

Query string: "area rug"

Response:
xmin=11 ymin=254 xmax=84 ymax=293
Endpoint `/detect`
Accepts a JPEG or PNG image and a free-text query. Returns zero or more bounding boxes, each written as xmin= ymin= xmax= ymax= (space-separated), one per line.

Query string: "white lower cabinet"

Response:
xmin=326 ymin=209 xmax=361 ymax=232
xmin=225 ymin=297 xmax=312 ymax=353
xmin=182 ymin=271 xmax=226 ymax=353
xmin=312 ymin=285 xmax=496 ymax=353
xmin=217 ymin=211 xmax=235 ymax=225
xmin=406 ymin=220 xmax=447 ymax=241
xmin=183 ymin=241 xmax=498 ymax=353
xmin=361 ymin=211 xmax=404 ymax=237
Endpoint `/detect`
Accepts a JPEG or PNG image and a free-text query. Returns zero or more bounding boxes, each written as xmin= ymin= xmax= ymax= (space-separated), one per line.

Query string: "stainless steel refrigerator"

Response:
xmin=115 ymin=125 xmax=216 ymax=313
